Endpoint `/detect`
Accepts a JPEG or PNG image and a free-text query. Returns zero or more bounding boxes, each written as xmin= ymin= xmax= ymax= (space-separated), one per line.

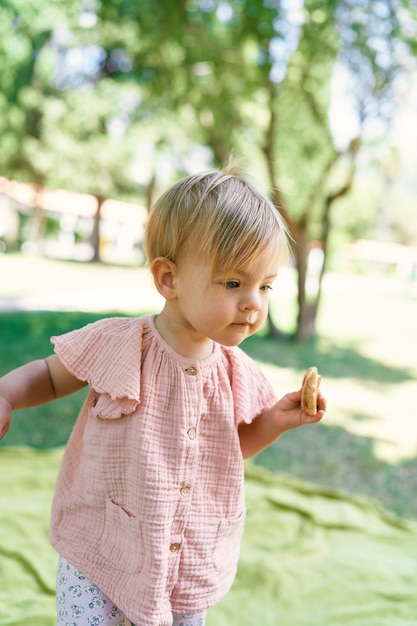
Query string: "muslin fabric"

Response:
xmin=49 ymin=315 xmax=277 ymax=626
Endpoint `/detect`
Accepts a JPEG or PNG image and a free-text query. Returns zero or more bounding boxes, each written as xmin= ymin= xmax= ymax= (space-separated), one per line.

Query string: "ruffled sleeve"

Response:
xmin=51 ymin=317 xmax=144 ymax=419
xmin=225 ymin=346 xmax=277 ymax=425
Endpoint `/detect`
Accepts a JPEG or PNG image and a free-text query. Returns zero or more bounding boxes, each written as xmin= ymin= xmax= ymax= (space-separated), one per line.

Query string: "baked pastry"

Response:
xmin=301 ymin=366 xmax=321 ymax=415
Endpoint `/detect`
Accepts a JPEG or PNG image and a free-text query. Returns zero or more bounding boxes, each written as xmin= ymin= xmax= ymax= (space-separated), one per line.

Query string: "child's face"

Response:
xmin=172 ymin=245 xmax=280 ymax=347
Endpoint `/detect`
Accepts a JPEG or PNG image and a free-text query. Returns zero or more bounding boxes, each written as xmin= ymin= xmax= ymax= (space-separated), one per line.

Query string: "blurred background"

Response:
xmin=1 ymin=0 xmax=417 ymax=518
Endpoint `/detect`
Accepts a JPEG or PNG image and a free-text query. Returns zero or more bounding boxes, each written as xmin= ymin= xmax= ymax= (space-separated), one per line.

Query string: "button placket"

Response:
xmin=184 ymin=364 xmax=199 ymax=443
xmin=169 ymin=363 xmax=201 ymax=557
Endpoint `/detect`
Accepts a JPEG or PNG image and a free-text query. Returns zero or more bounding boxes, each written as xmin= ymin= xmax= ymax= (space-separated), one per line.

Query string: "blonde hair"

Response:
xmin=144 ymin=168 xmax=290 ymax=277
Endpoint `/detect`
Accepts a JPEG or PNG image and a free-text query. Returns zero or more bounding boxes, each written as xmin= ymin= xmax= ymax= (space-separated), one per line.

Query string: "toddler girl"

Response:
xmin=0 ymin=169 xmax=326 ymax=626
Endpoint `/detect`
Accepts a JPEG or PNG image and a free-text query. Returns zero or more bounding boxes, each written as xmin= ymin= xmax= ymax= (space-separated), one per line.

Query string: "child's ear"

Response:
xmin=150 ymin=257 xmax=178 ymax=300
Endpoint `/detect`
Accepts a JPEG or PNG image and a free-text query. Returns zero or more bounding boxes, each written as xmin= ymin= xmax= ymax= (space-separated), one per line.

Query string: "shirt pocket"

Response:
xmin=212 ymin=508 xmax=246 ymax=573
xmin=99 ymin=498 xmax=144 ymax=574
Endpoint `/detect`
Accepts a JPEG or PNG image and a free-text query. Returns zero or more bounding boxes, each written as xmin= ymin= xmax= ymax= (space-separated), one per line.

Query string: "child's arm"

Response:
xmin=0 ymin=355 xmax=86 ymax=440
xmin=238 ymin=388 xmax=326 ymax=459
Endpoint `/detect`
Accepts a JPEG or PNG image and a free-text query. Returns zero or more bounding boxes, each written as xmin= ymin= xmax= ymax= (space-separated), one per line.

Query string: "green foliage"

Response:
xmin=1 ymin=0 xmax=415 ymax=211
xmin=0 ymin=0 xmax=141 ymax=200
xmin=330 ymin=171 xmax=380 ymax=239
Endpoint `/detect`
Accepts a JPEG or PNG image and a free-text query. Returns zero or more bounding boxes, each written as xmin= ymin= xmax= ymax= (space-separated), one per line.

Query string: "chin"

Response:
xmin=220 ymin=335 xmax=247 ymax=347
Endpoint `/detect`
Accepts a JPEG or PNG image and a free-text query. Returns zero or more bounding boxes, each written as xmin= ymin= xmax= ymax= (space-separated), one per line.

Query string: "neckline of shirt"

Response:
xmin=143 ymin=314 xmax=224 ymax=369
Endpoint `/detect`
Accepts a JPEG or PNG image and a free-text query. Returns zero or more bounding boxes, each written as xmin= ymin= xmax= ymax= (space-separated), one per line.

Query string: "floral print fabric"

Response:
xmin=56 ymin=557 xmax=206 ymax=626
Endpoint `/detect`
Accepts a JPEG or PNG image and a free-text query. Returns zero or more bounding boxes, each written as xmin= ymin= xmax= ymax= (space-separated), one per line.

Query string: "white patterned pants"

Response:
xmin=56 ymin=556 xmax=207 ymax=626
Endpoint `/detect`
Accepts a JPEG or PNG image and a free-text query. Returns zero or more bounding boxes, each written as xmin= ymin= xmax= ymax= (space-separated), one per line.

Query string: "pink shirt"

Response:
xmin=50 ymin=315 xmax=276 ymax=626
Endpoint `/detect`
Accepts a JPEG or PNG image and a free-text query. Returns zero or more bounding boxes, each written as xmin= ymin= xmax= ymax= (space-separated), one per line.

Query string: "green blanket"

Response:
xmin=1 ymin=447 xmax=417 ymax=626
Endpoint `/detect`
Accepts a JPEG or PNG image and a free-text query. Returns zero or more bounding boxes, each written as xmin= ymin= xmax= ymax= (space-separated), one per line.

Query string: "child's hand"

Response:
xmin=275 ymin=387 xmax=327 ymax=432
xmin=238 ymin=387 xmax=327 ymax=459
xmin=0 ymin=397 xmax=12 ymax=440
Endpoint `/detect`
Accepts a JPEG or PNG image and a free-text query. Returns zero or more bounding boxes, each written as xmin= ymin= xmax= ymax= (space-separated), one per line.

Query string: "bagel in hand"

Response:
xmin=301 ymin=366 xmax=321 ymax=416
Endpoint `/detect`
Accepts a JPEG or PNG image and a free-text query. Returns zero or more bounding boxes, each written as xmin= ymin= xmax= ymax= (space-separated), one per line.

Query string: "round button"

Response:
xmin=187 ymin=427 xmax=196 ymax=440
xmin=169 ymin=543 xmax=181 ymax=553
xmin=180 ymin=486 xmax=190 ymax=497
xmin=185 ymin=366 xmax=198 ymax=376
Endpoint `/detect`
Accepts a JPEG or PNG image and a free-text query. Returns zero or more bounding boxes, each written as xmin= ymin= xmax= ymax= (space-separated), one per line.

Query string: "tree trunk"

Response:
xmin=90 ymin=197 xmax=105 ymax=263
xmin=266 ymin=139 xmax=360 ymax=342
xmin=29 ymin=186 xmax=45 ymax=255
xmin=145 ymin=172 xmax=157 ymax=212
xmin=293 ymin=232 xmax=318 ymax=341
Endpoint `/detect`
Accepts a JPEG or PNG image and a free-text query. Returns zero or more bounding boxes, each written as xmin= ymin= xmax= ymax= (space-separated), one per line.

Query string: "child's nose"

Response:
xmin=240 ymin=290 xmax=262 ymax=311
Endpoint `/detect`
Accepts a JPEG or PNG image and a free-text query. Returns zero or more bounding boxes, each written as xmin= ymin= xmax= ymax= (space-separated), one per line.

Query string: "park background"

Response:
xmin=1 ymin=1 xmax=417 ymax=624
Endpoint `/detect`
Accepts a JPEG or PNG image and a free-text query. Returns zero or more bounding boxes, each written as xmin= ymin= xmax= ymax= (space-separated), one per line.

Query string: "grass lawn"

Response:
xmin=0 ymin=253 xmax=417 ymax=519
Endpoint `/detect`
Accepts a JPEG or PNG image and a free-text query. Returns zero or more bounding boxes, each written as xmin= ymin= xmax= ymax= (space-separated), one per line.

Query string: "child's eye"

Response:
xmin=224 ymin=280 xmax=240 ymax=289
xmin=260 ymin=284 xmax=273 ymax=292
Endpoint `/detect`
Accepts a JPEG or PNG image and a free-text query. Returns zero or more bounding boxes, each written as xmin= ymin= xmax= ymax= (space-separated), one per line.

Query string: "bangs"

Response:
xmin=205 ymin=197 xmax=290 ymax=278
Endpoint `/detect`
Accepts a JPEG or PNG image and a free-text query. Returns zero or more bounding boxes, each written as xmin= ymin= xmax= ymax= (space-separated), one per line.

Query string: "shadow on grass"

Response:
xmin=254 ymin=422 xmax=417 ymax=520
